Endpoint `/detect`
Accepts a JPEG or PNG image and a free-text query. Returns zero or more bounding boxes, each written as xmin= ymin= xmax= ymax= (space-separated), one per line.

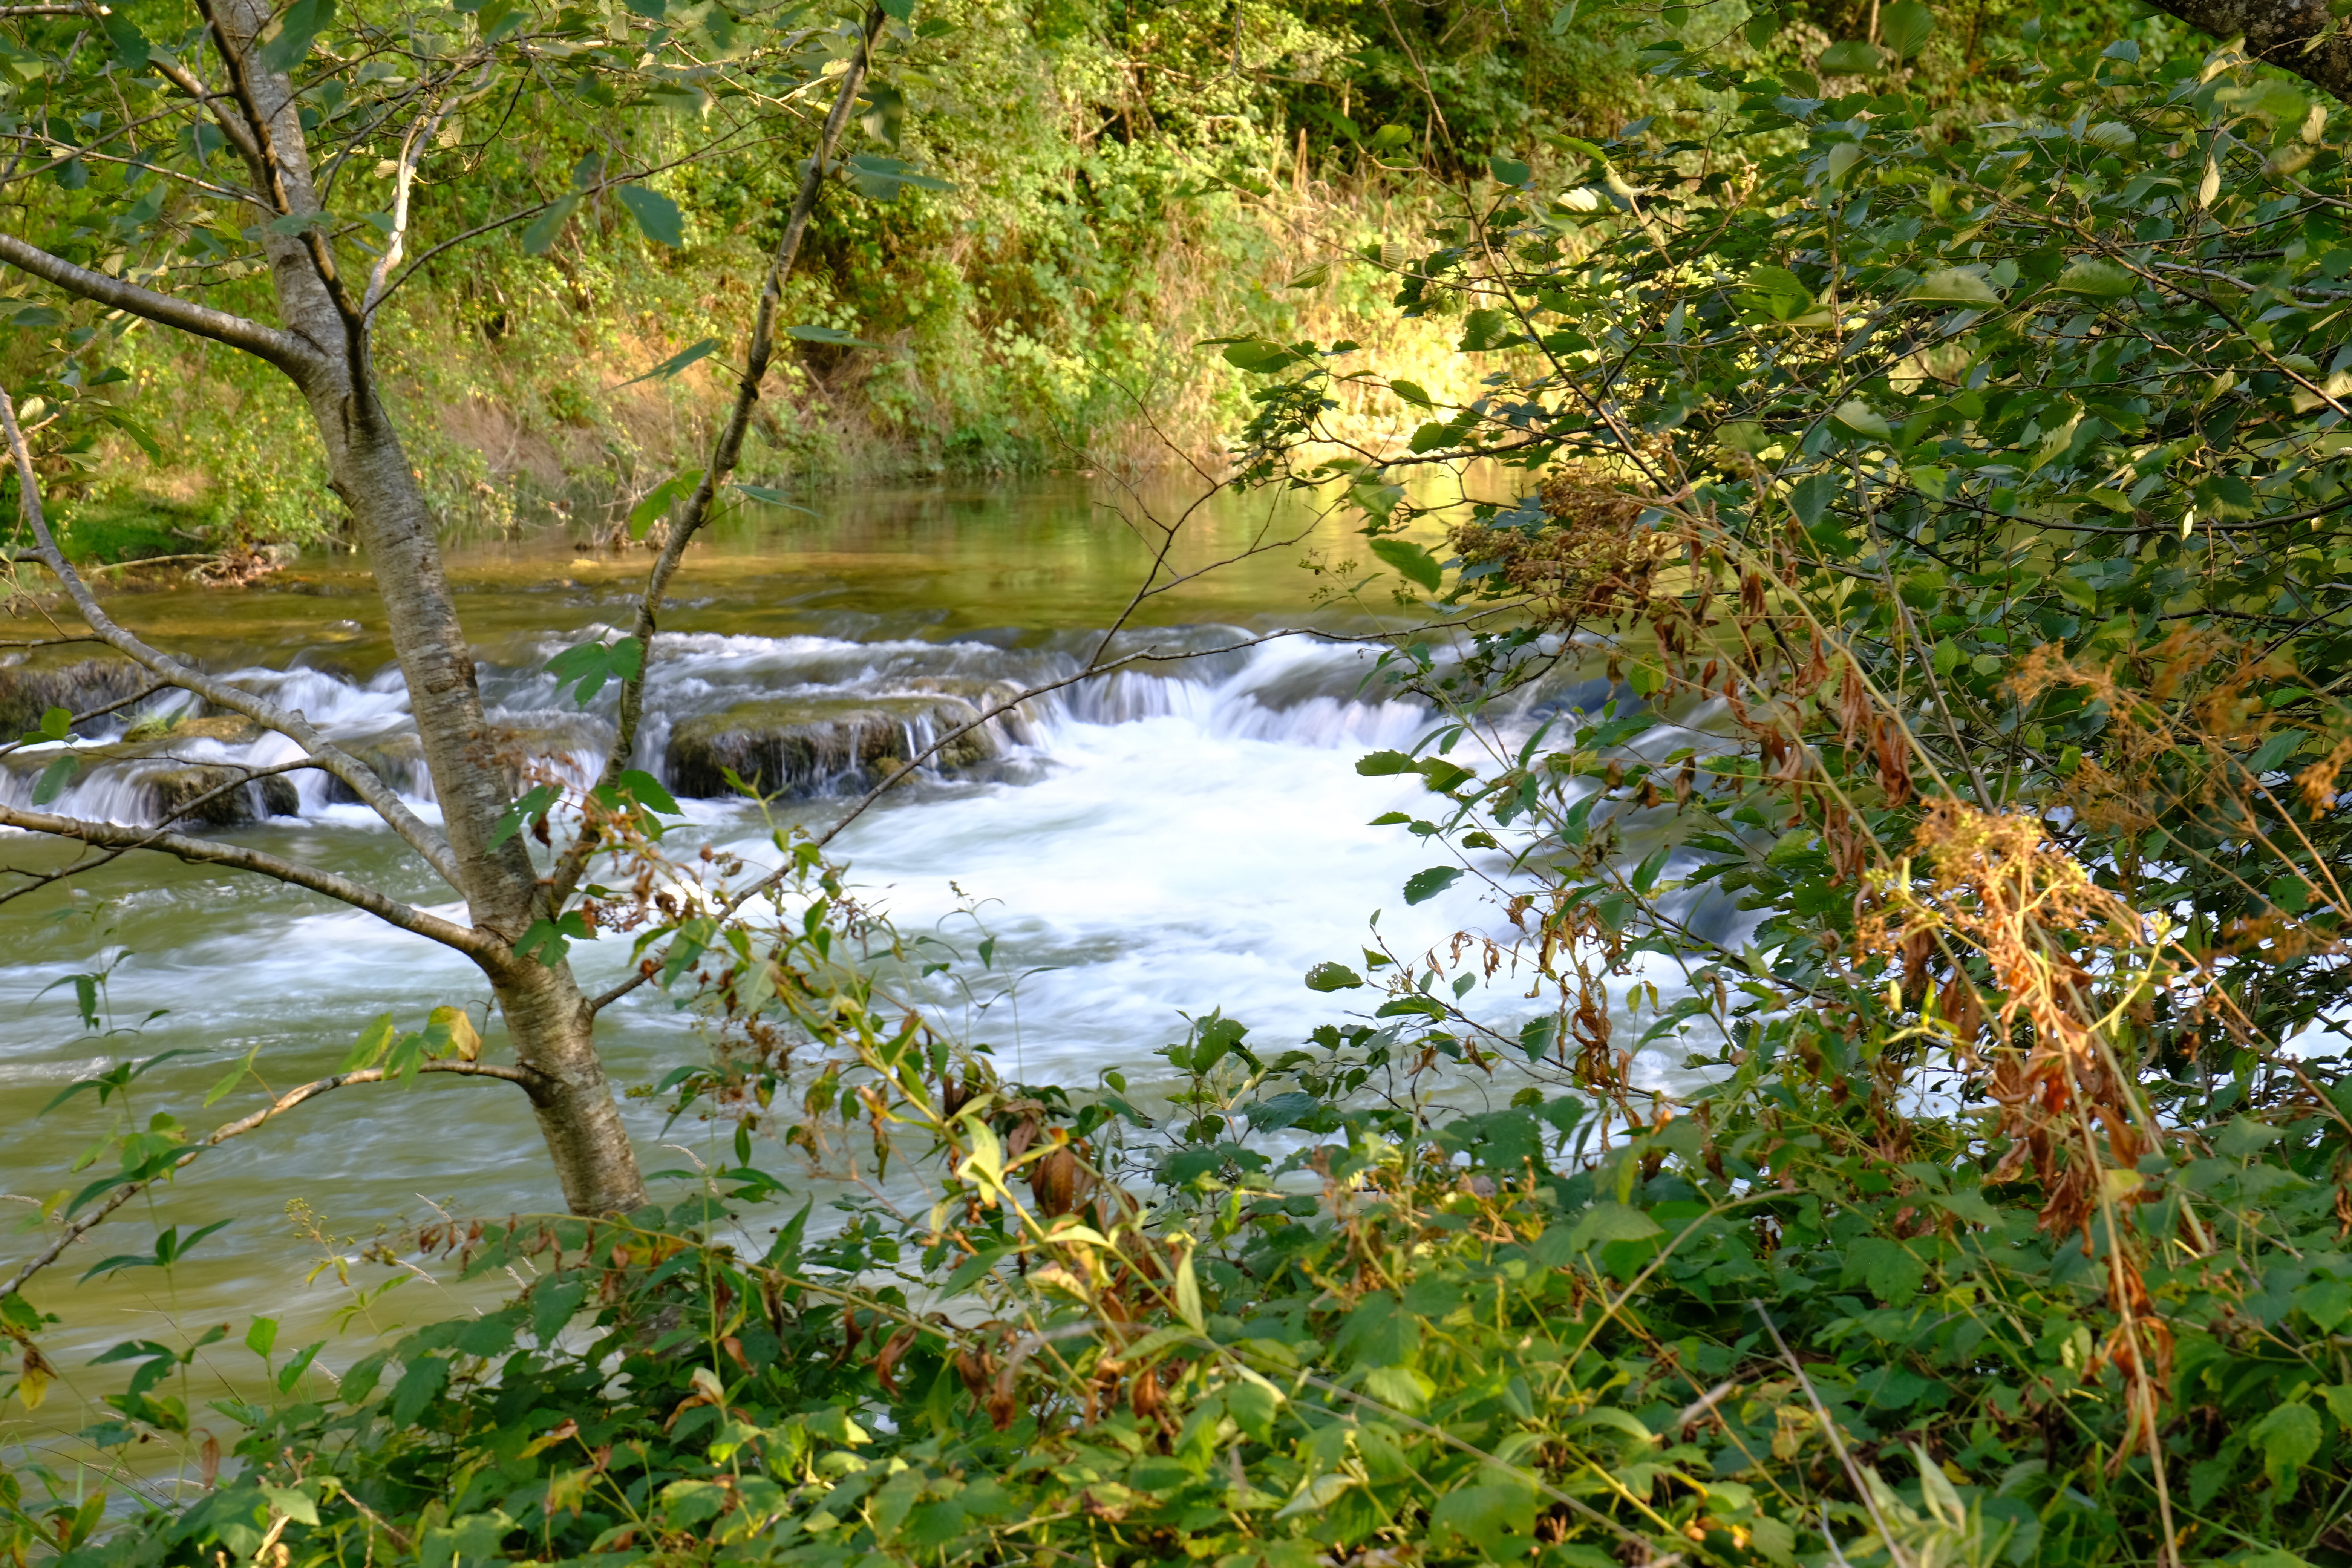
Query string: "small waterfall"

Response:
xmin=0 ymin=628 xmax=1452 ymax=828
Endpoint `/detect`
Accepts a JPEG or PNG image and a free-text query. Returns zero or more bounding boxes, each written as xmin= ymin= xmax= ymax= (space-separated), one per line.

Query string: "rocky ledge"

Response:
xmin=1 ymin=716 xmax=300 ymax=826
xmin=664 ymin=690 xmax=1020 ymax=800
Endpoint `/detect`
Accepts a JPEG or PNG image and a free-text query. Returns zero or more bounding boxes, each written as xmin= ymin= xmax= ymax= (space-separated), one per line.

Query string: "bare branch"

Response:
xmin=0 ymin=1058 xmax=541 ymax=1303
xmin=0 ymin=231 xmax=319 ymax=376
xmin=0 ymin=384 xmax=465 ymax=889
xmin=0 ymin=800 xmax=498 ymax=955
xmin=557 ymin=4 xmax=888 ymax=909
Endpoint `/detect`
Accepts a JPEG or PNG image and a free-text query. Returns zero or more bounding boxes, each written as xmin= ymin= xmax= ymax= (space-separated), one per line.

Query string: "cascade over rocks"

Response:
xmin=664 ymin=692 xmax=1002 ymax=799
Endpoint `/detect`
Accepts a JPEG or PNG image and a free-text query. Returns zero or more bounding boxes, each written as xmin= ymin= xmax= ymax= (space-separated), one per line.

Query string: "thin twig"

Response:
xmin=0 ymin=1059 xmax=541 ymax=1303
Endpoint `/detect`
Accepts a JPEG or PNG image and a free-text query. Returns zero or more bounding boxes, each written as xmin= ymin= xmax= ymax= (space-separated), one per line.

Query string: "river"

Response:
xmin=5 ymin=476 xmax=1688 ymax=1422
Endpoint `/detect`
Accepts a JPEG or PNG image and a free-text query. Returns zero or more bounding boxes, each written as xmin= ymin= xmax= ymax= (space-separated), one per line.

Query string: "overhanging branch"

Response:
xmin=0 ymin=801 xmax=498 ymax=956
xmin=0 ymin=233 xmax=319 ymax=378
xmin=554 ymin=3 xmax=888 ymax=910
xmin=0 ymin=384 xmax=465 ymax=890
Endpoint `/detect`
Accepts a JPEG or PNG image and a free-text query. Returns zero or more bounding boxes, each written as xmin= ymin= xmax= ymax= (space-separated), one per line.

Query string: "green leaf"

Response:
xmin=1832 ymin=400 xmax=1891 ymax=439
xmin=1927 ymin=1185 xmax=2001 ymax=1225
xmin=1361 ymin=1364 xmax=1435 ymax=1415
xmin=735 ymin=484 xmax=819 ymax=516
xmin=203 ymin=1042 xmax=263 ymax=1107
xmin=859 ymin=83 xmax=906 ymax=149
xmin=786 ymin=323 xmax=879 ymax=348
xmin=619 ymin=337 xmax=718 ymax=387
xmin=613 ymin=769 xmax=681 ymax=815
xmin=340 ymin=1013 xmax=396 ymax=1072
xmin=101 ymin=11 xmax=151 ymax=67
xmin=546 ymin=637 xmax=644 ymax=705
xmin=1368 ymin=537 xmax=1443 ymax=592
xmin=843 ymin=154 xmax=950 ymax=201
xmin=1788 ymin=472 xmax=1842 ymax=527
xmin=1907 ymin=268 xmax=2000 ymax=304
xmin=516 ymin=912 xmax=595 ymax=967
xmin=2052 ymin=259 xmax=2136 ymax=297
xmin=615 ymin=184 xmax=684 ymax=248
xmin=1631 ymin=845 xmax=1671 ymax=894
xmin=2218 ymin=1115 xmax=2287 ymax=1156
xmin=1816 ymin=38 xmax=1882 ymax=71
xmin=489 ymin=783 xmax=563 ymax=848
xmin=1845 ymin=1236 xmax=1926 ymax=1300
xmin=256 ymin=0 xmax=334 ymax=74
xmin=521 ymin=194 xmax=579 ymax=256
xmin=2249 ymin=1403 xmax=2323 ymax=1491
xmin=628 ymin=472 xmax=698 ymax=538
xmin=1403 ymin=865 xmax=1464 ymax=904
xmin=1566 ymin=1200 xmax=1662 ymax=1250
xmin=1304 ymin=962 xmax=1364 ymax=992
xmin=1879 ymin=0 xmax=1934 ymax=56
xmin=31 ymin=753 xmax=76 ymax=805
xmin=1221 ymin=338 xmax=1304 ymax=374
xmin=1390 ymin=378 xmax=1433 ymax=406
xmin=1357 ymin=750 xmax=1415 ymax=776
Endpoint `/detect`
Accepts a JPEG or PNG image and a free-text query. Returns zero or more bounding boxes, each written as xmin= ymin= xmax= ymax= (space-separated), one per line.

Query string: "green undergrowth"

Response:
xmin=6 ymin=998 xmax=2346 ymax=1568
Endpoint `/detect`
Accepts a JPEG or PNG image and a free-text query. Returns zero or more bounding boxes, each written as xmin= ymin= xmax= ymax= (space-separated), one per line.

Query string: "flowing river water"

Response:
xmin=0 ymin=477 xmax=1705 ymax=1433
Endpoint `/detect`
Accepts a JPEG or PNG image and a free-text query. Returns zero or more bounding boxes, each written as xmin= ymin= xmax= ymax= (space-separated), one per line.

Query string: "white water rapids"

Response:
xmin=0 ymin=485 xmax=1730 ymax=1375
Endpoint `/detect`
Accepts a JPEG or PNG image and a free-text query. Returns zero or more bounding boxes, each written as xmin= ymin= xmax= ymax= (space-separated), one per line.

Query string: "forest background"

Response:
xmin=15 ymin=0 xmax=2117 ymax=563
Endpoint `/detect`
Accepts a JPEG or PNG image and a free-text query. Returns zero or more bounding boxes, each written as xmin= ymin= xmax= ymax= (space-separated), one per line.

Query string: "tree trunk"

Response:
xmin=214 ymin=0 xmax=649 ymax=1216
xmin=2141 ymin=0 xmax=2352 ymax=103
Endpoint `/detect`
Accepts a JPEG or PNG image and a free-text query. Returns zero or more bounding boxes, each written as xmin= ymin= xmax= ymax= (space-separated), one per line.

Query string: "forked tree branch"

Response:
xmin=553 ymin=3 xmax=889 ymax=909
xmin=0 ymin=1058 xmax=541 ymax=1304
xmin=193 ymin=0 xmax=366 ymax=350
xmin=0 ymin=385 xmax=465 ymax=889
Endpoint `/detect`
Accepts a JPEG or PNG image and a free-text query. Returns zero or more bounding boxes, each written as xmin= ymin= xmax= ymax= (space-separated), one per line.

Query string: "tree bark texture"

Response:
xmin=2142 ymin=0 xmax=2352 ymax=103
xmin=179 ymin=5 xmax=648 ymax=1214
